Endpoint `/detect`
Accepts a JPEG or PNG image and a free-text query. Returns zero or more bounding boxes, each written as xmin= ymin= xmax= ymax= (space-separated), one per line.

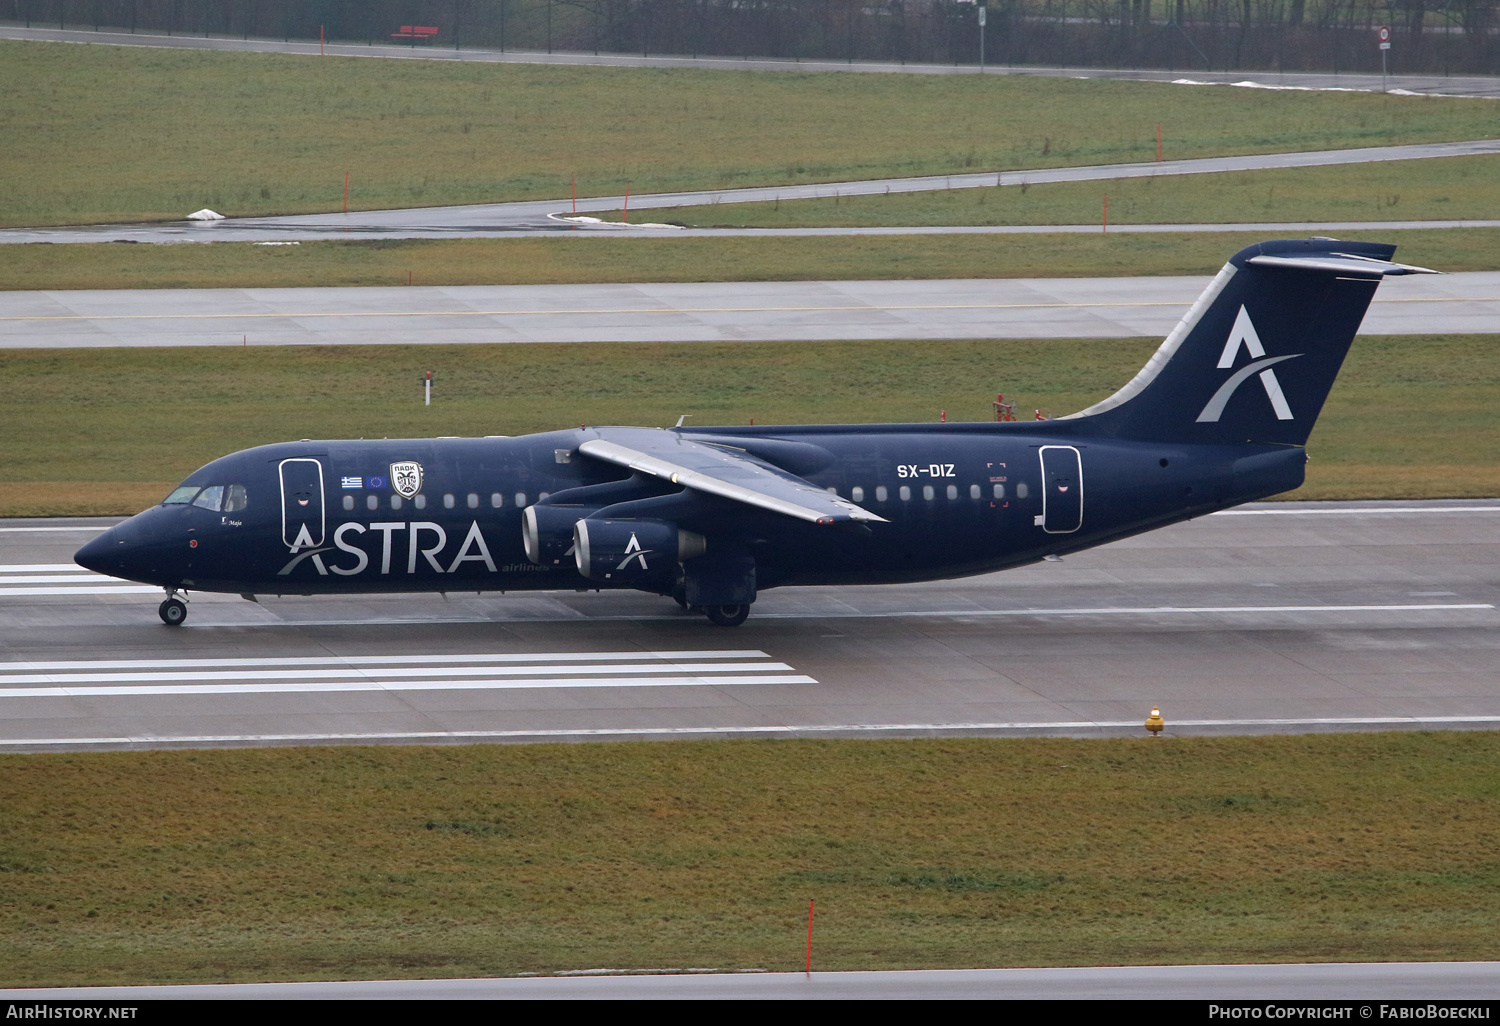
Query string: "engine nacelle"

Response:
xmin=573 ymin=518 xmax=706 ymax=583
xmin=522 ymin=505 xmax=598 ymax=566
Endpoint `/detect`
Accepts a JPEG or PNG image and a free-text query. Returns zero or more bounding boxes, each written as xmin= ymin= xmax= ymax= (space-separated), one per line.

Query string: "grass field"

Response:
xmin=627 ymin=154 xmax=1500 ymax=228
xmin=1 ymin=333 xmax=1496 ymax=516
xmin=4 ymin=39 xmax=1500 ymax=227
xmin=2 ymin=228 xmax=1496 ymax=292
xmin=2 ymin=732 xmax=1497 ymax=986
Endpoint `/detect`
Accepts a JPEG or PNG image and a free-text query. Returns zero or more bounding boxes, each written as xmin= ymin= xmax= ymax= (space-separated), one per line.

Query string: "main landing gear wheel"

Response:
xmin=159 ymin=597 xmax=187 ymax=626
xmin=704 ymin=604 xmax=749 ymax=627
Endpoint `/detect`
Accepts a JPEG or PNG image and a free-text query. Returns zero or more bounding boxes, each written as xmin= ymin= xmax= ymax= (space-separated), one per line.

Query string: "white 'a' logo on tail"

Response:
xmin=1196 ymin=306 xmax=1301 ymax=423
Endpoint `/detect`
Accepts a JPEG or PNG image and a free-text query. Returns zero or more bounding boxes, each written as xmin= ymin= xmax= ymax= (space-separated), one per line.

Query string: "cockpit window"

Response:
xmin=163 ymin=486 xmax=200 ymax=505
xmin=224 ymin=484 xmax=248 ymax=512
xmin=192 ymin=485 xmax=225 ymax=512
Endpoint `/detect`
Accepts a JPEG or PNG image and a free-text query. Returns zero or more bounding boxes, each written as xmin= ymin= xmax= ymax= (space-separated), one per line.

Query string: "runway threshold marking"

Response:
xmin=0 ymin=650 xmax=818 ymax=698
xmin=7 ymin=714 xmax=1500 ymax=749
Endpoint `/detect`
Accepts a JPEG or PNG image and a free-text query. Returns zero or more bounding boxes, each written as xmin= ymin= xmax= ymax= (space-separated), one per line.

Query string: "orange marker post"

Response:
xmin=343 ymin=171 xmax=349 ymax=213
xmin=622 ymin=181 xmax=631 ymax=225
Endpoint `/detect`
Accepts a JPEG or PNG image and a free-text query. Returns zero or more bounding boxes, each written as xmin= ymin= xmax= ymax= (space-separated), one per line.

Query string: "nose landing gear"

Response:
xmin=159 ymin=589 xmax=188 ymax=626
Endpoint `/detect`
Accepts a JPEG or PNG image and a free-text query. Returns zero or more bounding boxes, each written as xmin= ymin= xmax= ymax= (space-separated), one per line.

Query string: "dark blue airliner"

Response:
xmin=76 ymin=239 xmax=1432 ymax=626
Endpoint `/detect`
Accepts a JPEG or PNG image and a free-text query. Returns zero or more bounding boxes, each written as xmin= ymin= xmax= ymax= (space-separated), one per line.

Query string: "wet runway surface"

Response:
xmin=3 ymin=500 xmax=1497 ymax=752
xmin=4 ymin=272 xmax=1496 ymax=347
xmin=6 ymin=960 xmax=1499 ymax=1000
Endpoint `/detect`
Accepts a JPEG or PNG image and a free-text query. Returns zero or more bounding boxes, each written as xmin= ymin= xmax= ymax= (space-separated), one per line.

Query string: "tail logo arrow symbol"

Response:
xmin=1198 ymin=306 xmax=1300 ymax=423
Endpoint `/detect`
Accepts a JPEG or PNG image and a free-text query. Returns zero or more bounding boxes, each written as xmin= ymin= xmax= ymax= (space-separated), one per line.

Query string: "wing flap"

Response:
xmin=578 ymin=430 xmax=886 ymax=525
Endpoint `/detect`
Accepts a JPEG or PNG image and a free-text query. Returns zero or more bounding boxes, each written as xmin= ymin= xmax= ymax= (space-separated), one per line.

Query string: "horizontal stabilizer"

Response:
xmin=1247 ymin=253 xmax=1439 ymax=276
xmin=579 ymin=429 xmax=886 ymax=525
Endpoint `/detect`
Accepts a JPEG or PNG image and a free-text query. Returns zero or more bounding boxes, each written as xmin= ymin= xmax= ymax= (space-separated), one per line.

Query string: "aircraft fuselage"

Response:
xmin=79 ymin=423 xmax=1304 ymax=597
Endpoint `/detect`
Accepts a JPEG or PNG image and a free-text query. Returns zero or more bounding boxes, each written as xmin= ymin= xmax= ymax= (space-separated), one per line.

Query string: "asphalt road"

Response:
xmin=3 ymin=500 xmax=1497 ymax=753
xmin=5 ymin=139 xmax=1497 ymax=244
xmin=7 ymin=23 xmax=1500 ymax=98
xmin=5 ymin=961 xmax=1499 ymax=999
xmin=3 ymin=272 xmax=1495 ymax=347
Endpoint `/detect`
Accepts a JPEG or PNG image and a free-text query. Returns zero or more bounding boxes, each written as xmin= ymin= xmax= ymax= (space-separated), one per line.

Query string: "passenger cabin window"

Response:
xmin=366 ymin=495 xmax=378 ymax=511
xmin=391 ymin=496 xmax=403 ymax=510
xmin=467 ymin=493 xmax=479 ymax=509
xmin=923 ymin=485 xmax=935 ymax=501
xmin=443 ymin=493 xmax=455 ymax=509
xmin=970 ymin=484 xmax=981 ymax=499
xmin=875 ymin=486 xmax=888 ymax=502
xmin=224 ymin=484 xmax=248 ymax=512
xmin=851 ymin=486 xmax=864 ymax=503
xmin=414 ymin=495 xmax=427 ymax=510
xmin=899 ymin=486 xmax=911 ymax=501
xmin=515 ymin=492 xmax=527 ymax=507
xmin=993 ymin=484 xmax=1005 ymax=499
xmin=342 ymin=495 xmax=354 ymax=511
xmin=163 ymin=486 xmax=199 ymax=505
xmin=192 ymin=485 xmax=225 ymax=511
xmin=1016 ymin=482 xmax=1030 ymax=499
xmin=490 ymin=493 xmax=503 ymax=508
xmin=946 ymin=485 xmax=958 ymax=500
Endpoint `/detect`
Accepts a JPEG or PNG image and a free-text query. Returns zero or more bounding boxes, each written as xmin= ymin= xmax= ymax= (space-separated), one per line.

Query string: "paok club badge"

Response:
xmin=389 ymin=461 xmax=423 ymax=498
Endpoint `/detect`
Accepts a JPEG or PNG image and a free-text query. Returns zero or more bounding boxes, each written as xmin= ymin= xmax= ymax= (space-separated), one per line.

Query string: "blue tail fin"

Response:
xmin=1065 ymin=239 xmax=1436 ymax=445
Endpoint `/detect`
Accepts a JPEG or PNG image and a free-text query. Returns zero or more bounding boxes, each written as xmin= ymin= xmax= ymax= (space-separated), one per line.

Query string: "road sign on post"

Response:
xmin=1378 ymin=25 xmax=1391 ymax=91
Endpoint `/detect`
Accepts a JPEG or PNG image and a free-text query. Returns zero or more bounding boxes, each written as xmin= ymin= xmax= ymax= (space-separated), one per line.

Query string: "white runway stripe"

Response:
xmin=0 ymin=661 xmax=792 ymax=685
xmin=0 ymin=674 xmax=816 ymax=698
xmin=0 ymin=564 xmax=92 ymax=573
xmin=1213 ymin=506 xmax=1500 ymax=516
xmin=0 ymin=649 xmax=771 ymax=672
xmin=753 ymin=603 xmax=1494 ymax=620
xmin=0 ymin=526 xmax=109 ymax=533
xmin=0 ymin=650 xmax=815 ymax=698
xmin=0 ymin=574 xmax=136 ymax=584
xmin=0 ymin=586 xmax=164 ymax=595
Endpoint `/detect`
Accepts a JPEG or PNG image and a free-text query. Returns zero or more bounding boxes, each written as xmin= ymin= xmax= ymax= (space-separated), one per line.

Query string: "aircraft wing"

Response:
xmin=578 ymin=428 xmax=887 ymax=525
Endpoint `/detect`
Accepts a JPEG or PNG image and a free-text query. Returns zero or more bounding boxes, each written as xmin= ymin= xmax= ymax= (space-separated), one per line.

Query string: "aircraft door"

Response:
xmin=1039 ymin=446 xmax=1082 ymax=534
xmin=279 ymin=458 xmax=326 ymax=550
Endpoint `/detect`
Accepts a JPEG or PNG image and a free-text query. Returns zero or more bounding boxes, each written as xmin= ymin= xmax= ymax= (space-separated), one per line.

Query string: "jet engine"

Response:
xmin=573 ymin=518 xmax=706 ymax=583
xmin=522 ymin=505 xmax=598 ymax=567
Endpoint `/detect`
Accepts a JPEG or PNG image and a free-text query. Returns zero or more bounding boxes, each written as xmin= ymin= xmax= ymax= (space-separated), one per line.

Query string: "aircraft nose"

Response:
xmin=74 ymin=522 xmax=131 ymax=576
